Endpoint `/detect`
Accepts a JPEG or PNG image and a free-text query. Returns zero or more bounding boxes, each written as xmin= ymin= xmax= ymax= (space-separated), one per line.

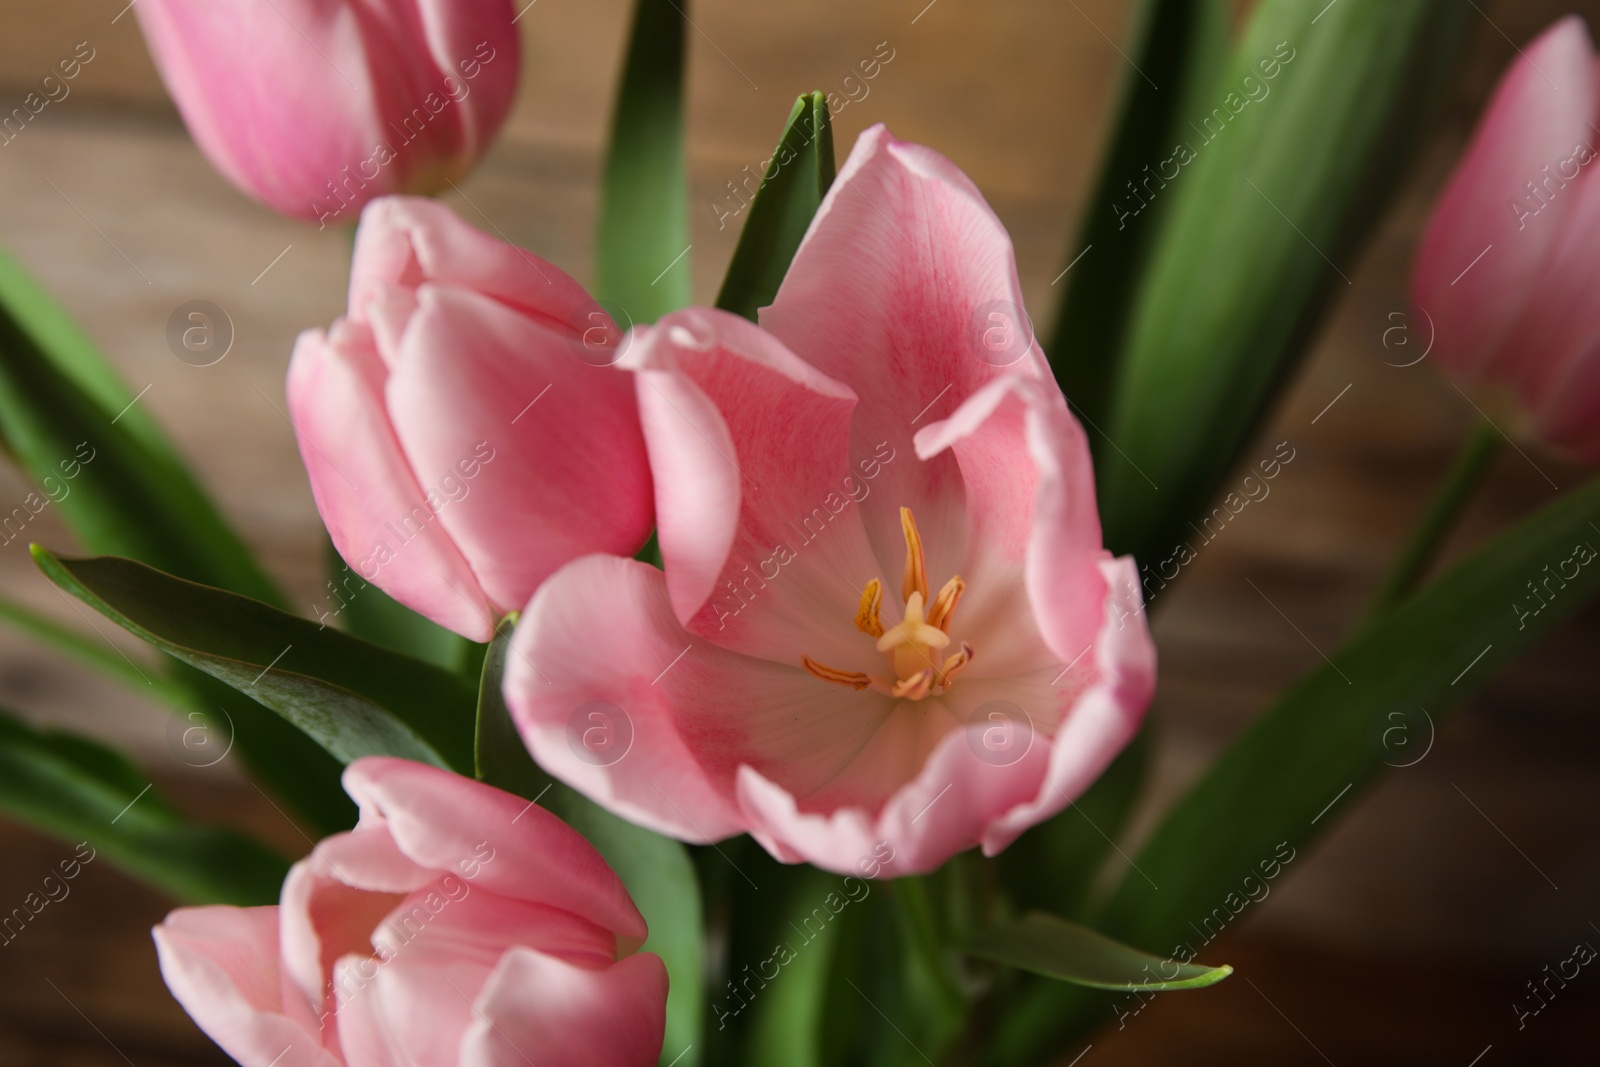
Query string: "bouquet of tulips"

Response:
xmin=1 ymin=1 xmax=1596 ymax=1064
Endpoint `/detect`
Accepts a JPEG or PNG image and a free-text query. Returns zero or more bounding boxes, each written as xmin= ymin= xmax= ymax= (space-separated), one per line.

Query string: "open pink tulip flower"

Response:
xmin=153 ymin=758 xmax=668 ymax=1067
xmin=288 ymin=196 xmax=653 ymax=641
xmin=503 ymin=126 xmax=1157 ymax=877
xmin=136 ymin=0 xmax=520 ymax=225
xmin=1412 ymin=15 xmax=1600 ymax=462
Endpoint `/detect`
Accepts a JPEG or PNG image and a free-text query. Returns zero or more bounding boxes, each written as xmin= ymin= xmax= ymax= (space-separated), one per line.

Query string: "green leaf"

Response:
xmin=0 ymin=244 xmax=283 ymax=606
xmin=743 ymin=867 xmax=848 ymax=1067
xmin=1047 ymin=0 xmax=1231 ymax=437
xmin=34 ymin=550 xmax=476 ymax=771
xmin=970 ymin=912 xmax=1231 ymax=991
xmin=0 ymin=706 xmax=289 ymax=905
xmin=471 ymin=617 xmax=704 ymax=1067
xmin=325 ymin=538 xmax=473 ymax=674
xmin=1098 ymin=0 xmax=1472 ymax=561
xmin=992 ymin=473 xmax=1600 ymax=1064
xmin=597 ymin=0 xmax=689 ymax=325
xmin=0 ymin=586 xmax=185 ymax=703
xmin=995 ymin=729 xmax=1150 ymax=920
xmin=715 ymin=92 xmax=836 ymax=322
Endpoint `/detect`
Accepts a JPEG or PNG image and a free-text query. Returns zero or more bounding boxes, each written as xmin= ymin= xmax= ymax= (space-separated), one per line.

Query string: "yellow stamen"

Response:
xmin=891 ymin=669 xmax=934 ymax=700
xmin=927 ymin=575 xmax=965 ymax=632
xmin=855 ymin=578 xmax=885 ymax=638
xmin=900 ymin=506 xmax=928 ymax=604
xmin=938 ymin=642 xmax=974 ymax=686
xmin=801 ymin=654 xmax=872 ymax=690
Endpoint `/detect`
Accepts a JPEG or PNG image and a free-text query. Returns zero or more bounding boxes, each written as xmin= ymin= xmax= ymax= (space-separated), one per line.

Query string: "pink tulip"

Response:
xmin=135 ymin=0 xmax=520 ymax=225
xmin=1412 ymin=15 xmax=1600 ymax=462
xmin=153 ymin=758 xmax=668 ymax=1067
xmin=288 ymin=196 xmax=653 ymax=641
xmin=502 ymin=126 xmax=1156 ymax=877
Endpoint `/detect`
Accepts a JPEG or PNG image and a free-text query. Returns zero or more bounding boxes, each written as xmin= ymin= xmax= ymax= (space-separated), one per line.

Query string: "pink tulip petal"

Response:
xmin=762 ymin=124 xmax=1052 ymax=581
xmin=620 ymin=308 xmax=883 ymax=666
xmin=350 ymin=196 xmax=595 ymax=326
xmin=982 ymin=556 xmax=1157 ymax=852
xmin=505 ymin=554 xmax=752 ymax=843
xmin=461 ymin=948 xmax=669 ymax=1067
xmin=153 ymin=907 xmax=339 ymax=1067
xmin=384 ymin=286 xmax=652 ymax=615
xmin=136 ymin=2 xmax=385 ymax=219
xmin=287 ymin=322 xmax=496 ymax=640
xmin=1537 ymin=333 xmax=1600 ymax=462
xmin=1412 ymin=16 xmax=1599 ymax=381
xmin=342 ymin=757 xmax=649 ymax=950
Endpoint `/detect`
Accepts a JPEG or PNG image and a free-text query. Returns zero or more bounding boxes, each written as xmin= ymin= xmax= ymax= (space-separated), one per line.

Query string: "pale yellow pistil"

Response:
xmin=801 ymin=506 xmax=975 ymax=700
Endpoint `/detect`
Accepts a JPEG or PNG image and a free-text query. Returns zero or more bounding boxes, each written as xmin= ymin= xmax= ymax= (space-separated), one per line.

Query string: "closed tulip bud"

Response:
xmin=1412 ymin=16 xmax=1600 ymax=462
xmin=135 ymin=0 xmax=521 ymax=226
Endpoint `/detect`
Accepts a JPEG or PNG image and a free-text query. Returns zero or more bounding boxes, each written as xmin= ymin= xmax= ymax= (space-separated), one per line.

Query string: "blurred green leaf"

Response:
xmin=597 ymin=0 xmax=690 ymax=324
xmin=0 ymin=586 xmax=184 ymax=704
xmin=0 ymin=706 xmax=289 ymax=905
xmin=0 ymin=244 xmax=282 ymax=605
xmin=0 ymin=242 xmax=353 ymax=829
xmin=1047 ymin=0 xmax=1231 ymax=438
xmin=970 ymin=912 xmax=1230 ymax=991
xmin=743 ymin=867 xmax=846 ymax=1067
xmin=995 ymin=730 xmax=1149 ymax=921
xmin=325 ymin=539 xmax=472 ymax=674
xmin=34 ymin=550 xmax=476 ymax=771
xmin=472 ymin=617 xmax=704 ymax=1067
xmin=990 ymin=472 xmax=1600 ymax=1064
xmin=1098 ymin=0 xmax=1472 ymax=562
xmin=716 ymin=92 xmax=836 ymax=322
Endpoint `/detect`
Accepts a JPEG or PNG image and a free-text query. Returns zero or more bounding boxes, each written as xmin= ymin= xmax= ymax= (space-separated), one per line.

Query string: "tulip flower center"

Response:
xmin=802 ymin=506 xmax=973 ymax=701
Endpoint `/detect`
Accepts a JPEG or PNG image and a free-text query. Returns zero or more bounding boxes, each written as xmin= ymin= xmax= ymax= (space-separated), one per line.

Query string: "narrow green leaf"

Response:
xmin=471 ymin=616 xmax=704 ymax=1067
xmin=1099 ymin=0 xmax=1473 ymax=561
xmin=0 ymin=706 xmax=289 ymax=905
xmin=1047 ymin=0 xmax=1231 ymax=436
xmin=715 ymin=92 xmax=836 ymax=322
xmin=992 ymin=473 xmax=1600 ymax=1064
xmin=597 ymin=0 xmax=689 ymax=325
xmin=0 ymin=587 xmax=184 ymax=703
xmin=0 ymin=244 xmax=283 ymax=606
xmin=743 ymin=867 xmax=847 ymax=1067
xmin=970 ymin=912 xmax=1231 ymax=991
xmin=34 ymin=550 xmax=476 ymax=771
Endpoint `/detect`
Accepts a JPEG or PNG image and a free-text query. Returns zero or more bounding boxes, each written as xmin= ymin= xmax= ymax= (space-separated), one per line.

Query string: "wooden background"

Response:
xmin=0 ymin=0 xmax=1597 ymax=1063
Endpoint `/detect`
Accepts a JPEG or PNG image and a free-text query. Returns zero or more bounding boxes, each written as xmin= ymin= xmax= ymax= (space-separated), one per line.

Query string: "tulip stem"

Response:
xmin=891 ymin=875 xmax=968 ymax=1033
xmin=1367 ymin=419 xmax=1502 ymax=619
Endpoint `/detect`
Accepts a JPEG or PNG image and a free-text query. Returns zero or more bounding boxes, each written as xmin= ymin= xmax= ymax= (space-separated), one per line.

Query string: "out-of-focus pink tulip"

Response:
xmin=288 ymin=197 xmax=653 ymax=641
xmin=153 ymin=758 xmax=668 ymax=1067
xmin=136 ymin=0 xmax=520 ymax=225
xmin=502 ymin=126 xmax=1156 ymax=877
xmin=1412 ymin=16 xmax=1600 ymax=462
